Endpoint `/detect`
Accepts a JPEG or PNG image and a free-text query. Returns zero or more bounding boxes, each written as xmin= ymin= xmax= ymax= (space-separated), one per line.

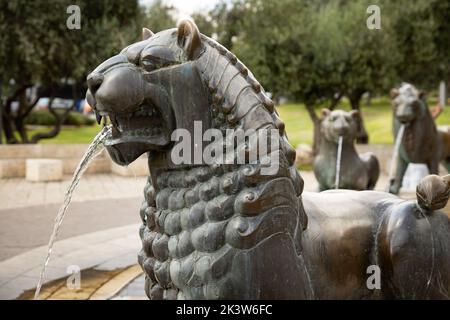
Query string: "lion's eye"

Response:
xmin=141 ymin=59 xmax=156 ymax=72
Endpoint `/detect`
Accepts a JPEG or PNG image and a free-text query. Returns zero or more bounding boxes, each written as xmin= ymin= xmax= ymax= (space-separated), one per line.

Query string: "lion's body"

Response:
xmin=87 ymin=23 xmax=450 ymax=300
xmin=302 ymin=190 xmax=450 ymax=299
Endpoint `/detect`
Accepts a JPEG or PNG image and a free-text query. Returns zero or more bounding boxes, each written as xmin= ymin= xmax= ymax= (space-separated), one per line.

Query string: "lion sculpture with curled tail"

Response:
xmin=86 ymin=20 xmax=450 ymax=299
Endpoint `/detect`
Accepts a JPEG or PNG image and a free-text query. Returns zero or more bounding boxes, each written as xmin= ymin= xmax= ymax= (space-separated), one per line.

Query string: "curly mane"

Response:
xmin=138 ymin=34 xmax=309 ymax=299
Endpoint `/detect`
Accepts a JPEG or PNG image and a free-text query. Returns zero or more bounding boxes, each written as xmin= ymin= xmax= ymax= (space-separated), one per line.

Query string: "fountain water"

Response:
xmin=34 ymin=126 xmax=112 ymax=300
xmin=386 ymin=124 xmax=406 ymax=191
xmin=335 ymin=135 xmax=343 ymax=189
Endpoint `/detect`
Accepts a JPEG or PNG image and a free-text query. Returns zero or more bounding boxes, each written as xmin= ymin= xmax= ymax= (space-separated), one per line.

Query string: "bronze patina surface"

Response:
xmin=389 ymin=83 xmax=450 ymax=194
xmin=87 ymin=21 xmax=450 ymax=299
xmin=313 ymin=109 xmax=379 ymax=191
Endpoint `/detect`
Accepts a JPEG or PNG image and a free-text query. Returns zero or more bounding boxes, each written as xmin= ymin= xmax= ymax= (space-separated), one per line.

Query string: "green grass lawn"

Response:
xmin=29 ymin=125 xmax=102 ymax=144
xmin=1 ymin=125 xmax=102 ymax=144
xmin=278 ymin=96 xmax=450 ymax=147
xmin=2 ymin=96 xmax=449 ymax=145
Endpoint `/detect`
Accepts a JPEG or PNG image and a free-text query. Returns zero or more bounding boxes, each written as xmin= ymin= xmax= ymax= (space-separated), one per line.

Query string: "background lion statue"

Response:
xmin=86 ymin=20 xmax=450 ymax=299
xmin=389 ymin=83 xmax=450 ymax=194
xmin=314 ymin=109 xmax=379 ymax=191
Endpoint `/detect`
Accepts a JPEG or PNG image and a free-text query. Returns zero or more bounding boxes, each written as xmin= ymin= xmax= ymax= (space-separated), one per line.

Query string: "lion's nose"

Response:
xmin=335 ymin=127 xmax=348 ymax=135
xmin=87 ymin=73 xmax=104 ymax=95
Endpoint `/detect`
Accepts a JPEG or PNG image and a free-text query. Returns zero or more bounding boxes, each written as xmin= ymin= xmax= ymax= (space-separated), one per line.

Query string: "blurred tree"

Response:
xmin=310 ymin=0 xmax=400 ymax=143
xmin=0 ymin=0 xmax=143 ymax=144
xmin=144 ymin=0 xmax=176 ymax=32
xmin=190 ymin=12 xmax=215 ymax=38
xmin=387 ymin=0 xmax=437 ymax=90
xmin=231 ymin=0 xmax=338 ymax=152
xmin=209 ymin=0 xmax=246 ymax=49
xmin=388 ymin=0 xmax=450 ymax=94
xmin=430 ymin=0 xmax=450 ymax=86
xmin=224 ymin=0 xmax=404 ymax=147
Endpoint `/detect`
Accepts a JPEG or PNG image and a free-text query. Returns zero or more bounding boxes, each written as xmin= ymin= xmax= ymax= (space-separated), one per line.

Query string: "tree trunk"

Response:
xmin=348 ymin=91 xmax=369 ymax=144
xmin=13 ymin=89 xmax=42 ymax=143
xmin=0 ymin=77 xmax=3 ymax=144
xmin=1 ymin=85 xmax=29 ymax=144
xmin=30 ymin=97 xmax=73 ymax=143
xmin=1 ymin=112 xmax=16 ymax=144
xmin=305 ymin=103 xmax=321 ymax=156
xmin=329 ymin=92 xmax=343 ymax=110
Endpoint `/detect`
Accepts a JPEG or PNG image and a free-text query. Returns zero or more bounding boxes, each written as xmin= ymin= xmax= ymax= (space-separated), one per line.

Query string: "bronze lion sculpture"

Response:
xmin=314 ymin=109 xmax=379 ymax=191
xmin=389 ymin=83 xmax=450 ymax=194
xmin=86 ymin=20 xmax=450 ymax=299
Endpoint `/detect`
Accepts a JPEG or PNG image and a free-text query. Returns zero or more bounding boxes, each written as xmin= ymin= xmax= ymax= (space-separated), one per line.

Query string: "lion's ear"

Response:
xmin=419 ymin=91 xmax=427 ymax=100
xmin=177 ymin=19 xmax=203 ymax=60
xmin=321 ymin=108 xmax=331 ymax=118
xmin=443 ymin=174 xmax=450 ymax=185
xmin=390 ymin=88 xmax=399 ymax=99
xmin=350 ymin=110 xmax=360 ymax=119
xmin=142 ymin=28 xmax=154 ymax=40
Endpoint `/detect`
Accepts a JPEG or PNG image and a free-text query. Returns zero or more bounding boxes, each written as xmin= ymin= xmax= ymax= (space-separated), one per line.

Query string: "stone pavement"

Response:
xmin=0 ymin=173 xmax=148 ymax=299
xmin=0 ymin=173 xmax=147 ymax=210
xmin=0 ymin=197 xmax=142 ymax=261
xmin=0 ymin=224 xmax=141 ymax=299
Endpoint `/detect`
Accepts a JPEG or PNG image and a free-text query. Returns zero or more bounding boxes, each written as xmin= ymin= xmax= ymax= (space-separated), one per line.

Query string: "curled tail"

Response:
xmin=416 ymin=174 xmax=450 ymax=211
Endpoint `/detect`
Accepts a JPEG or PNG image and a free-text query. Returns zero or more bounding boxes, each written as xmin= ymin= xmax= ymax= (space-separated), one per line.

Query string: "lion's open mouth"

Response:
xmin=102 ymin=103 xmax=170 ymax=147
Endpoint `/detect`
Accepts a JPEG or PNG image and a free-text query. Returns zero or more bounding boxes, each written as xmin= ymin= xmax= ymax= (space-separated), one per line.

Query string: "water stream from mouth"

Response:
xmin=386 ymin=124 xmax=406 ymax=191
xmin=34 ymin=126 xmax=112 ymax=300
xmin=335 ymin=136 xmax=343 ymax=189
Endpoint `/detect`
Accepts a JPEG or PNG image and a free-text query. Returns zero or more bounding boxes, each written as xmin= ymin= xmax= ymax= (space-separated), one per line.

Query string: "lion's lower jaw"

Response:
xmin=137 ymin=163 xmax=309 ymax=299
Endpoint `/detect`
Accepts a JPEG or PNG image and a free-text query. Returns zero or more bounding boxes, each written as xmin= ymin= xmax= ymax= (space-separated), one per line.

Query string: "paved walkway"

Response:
xmin=0 ymin=197 xmax=142 ymax=261
xmin=0 ymin=224 xmax=141 ymax=299
xmin=0 ymin=174 xmax=147 ymax=299
xmin=0 ymin=174 xmax=147 ymax=210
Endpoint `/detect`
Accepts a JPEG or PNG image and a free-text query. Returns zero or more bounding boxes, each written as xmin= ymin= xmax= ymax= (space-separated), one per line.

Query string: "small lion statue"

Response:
xmin=314 ymin=109 xmax=380 ymax=191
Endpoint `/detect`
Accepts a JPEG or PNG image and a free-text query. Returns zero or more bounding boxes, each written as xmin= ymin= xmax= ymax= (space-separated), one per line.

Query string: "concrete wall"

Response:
xmin=0 ymin=144 xmax=148 ymax=178
xmin=1 ymin=143 xmax=447 ymax=179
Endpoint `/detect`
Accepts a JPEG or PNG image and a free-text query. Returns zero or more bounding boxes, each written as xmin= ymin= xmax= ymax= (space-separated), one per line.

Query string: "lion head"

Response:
xmin=320 ymin=109 xmax=360 ymax=143
xmin=390 ymin=83 xmax=427 ymax=125
xmin=86 ymin=20 xmax=307 ymax=300
xmin=86 ymin=21 xmax=210 ymax=165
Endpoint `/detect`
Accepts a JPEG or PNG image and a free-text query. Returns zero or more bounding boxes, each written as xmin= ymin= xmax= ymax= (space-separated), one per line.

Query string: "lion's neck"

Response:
xmin=195 ymin=39 xmax=275 ymax=131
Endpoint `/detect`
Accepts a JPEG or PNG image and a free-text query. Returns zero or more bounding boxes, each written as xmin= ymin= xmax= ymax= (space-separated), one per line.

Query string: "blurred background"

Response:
xmin=0 ymin=0 xmax=449 ymax=148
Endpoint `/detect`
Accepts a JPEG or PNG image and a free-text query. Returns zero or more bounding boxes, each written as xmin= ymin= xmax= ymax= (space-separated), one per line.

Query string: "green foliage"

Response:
xmin=0 ymin=0 xmax=143 ymax=143
xmin=25 ymin=110 xmax=95 ymax=126
xmin=202 ymin=0 xmax=450 ymax=104
xmin=144 ymin=0 xmax=176 ymax=32
xmin=0 ymin=0 xmax=143 ymax=86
